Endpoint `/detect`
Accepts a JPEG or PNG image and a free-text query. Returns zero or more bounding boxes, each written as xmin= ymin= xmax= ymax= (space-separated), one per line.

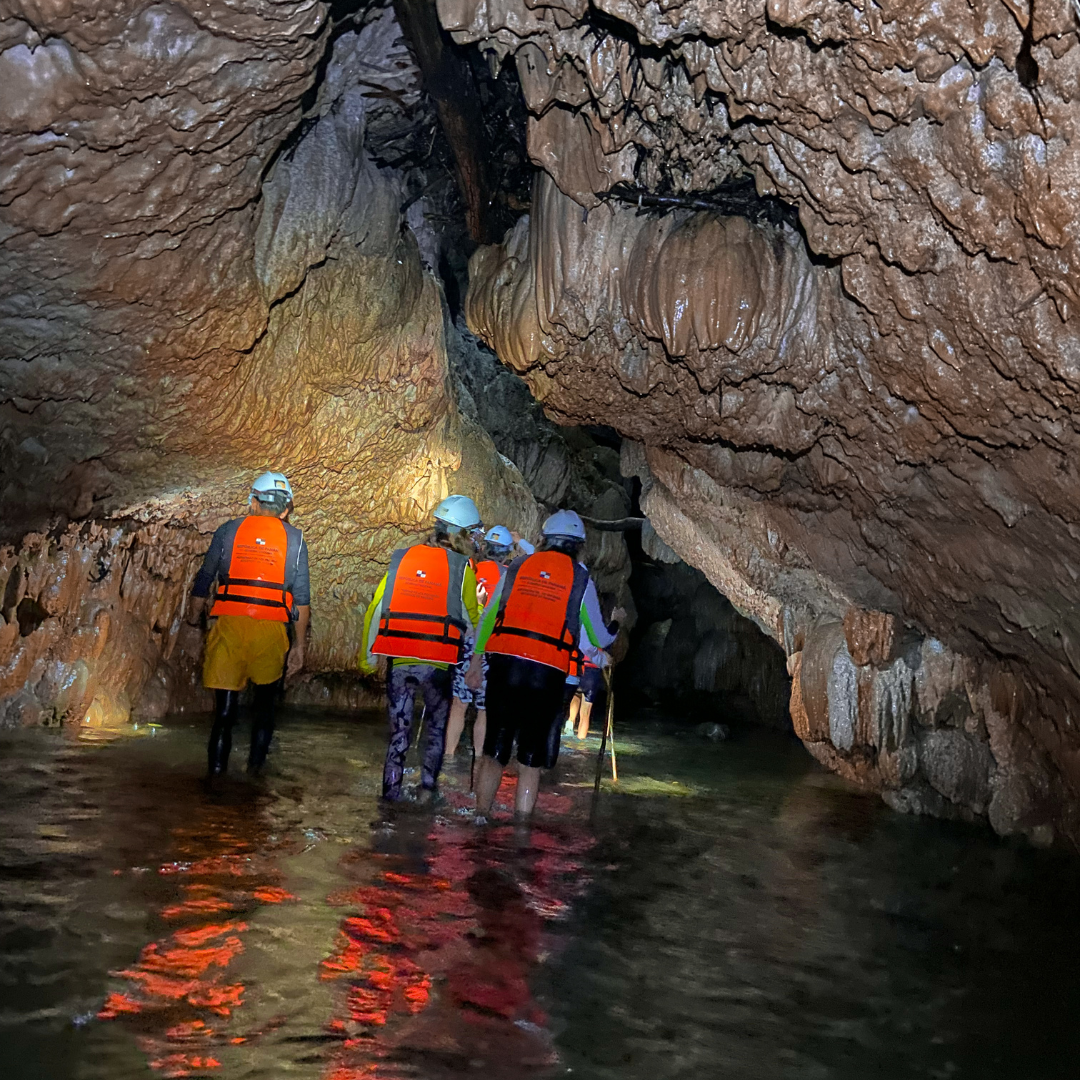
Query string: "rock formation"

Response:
xmin=0 ymin=3 xmax=536 ymax=730
xmin=448 ymin=0 xmax=1080 ymax=842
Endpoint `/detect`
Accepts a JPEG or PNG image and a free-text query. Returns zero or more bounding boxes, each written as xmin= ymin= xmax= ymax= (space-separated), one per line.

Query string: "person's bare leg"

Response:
xmin=567 ymin=692 xmax=581 ymax=731
xmin=445 ymin=697 xmax=467 ymax=756
xmin=472 ymin=708 xmax=487 ymax=759
xmin=575 ymin=698 xmax=594 ymax=740
xmin=475 ymin=754 xmax=504 ymax=816
xmin=514 ymin=764 xmax=542 ymax=817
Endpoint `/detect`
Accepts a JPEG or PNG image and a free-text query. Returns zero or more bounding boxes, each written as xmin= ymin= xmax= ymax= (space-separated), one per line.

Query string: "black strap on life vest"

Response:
xmin=218 ymin=576 xmax=290 ymax=610
xmin=377 ymin=610 xmax=462 ymax=645
xmin=489 ymin=611 xmax=574 ymax=651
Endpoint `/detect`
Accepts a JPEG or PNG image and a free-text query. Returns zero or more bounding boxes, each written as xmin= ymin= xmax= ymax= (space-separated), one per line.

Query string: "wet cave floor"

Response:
xmin=1 ymin=709 xmax=1079 ymax=1079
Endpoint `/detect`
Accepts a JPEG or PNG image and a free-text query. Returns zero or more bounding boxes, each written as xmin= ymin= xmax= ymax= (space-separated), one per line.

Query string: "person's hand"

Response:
xmin=476 ymin=582 xmax=489 ymax=607
xmin=610 ymin=605 xmax=628 ymax=625
xmin=464 ymin=656 xmax=484 ymax=690
xmin=286 ymin=644 xmax=305 ymax=679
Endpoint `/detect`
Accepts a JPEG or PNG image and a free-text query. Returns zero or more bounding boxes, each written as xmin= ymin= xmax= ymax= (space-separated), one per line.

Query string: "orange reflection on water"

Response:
xmin=319 ymin=783 xmax=597 ymax=1080
xmin=98 ymin=798 xmax=296 ymax=1077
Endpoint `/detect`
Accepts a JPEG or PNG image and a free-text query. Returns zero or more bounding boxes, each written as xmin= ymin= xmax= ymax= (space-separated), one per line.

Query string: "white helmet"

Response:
xmin=434 ymin=494 xmax=481 ymax=532
xmin=485 ymin=525 xmax=513 ymax=548
xmin=251 ymin=471 xmax=293 ymax=503
xmin=541 ymin=509 xmax=586 ymax=541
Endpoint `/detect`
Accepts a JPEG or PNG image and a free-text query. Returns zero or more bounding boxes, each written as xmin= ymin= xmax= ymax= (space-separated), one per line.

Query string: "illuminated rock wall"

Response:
xmin=447 ymin=0 xmax=1080 ymax=841
xmin=0 ymin=3 xmax=537 ymax=728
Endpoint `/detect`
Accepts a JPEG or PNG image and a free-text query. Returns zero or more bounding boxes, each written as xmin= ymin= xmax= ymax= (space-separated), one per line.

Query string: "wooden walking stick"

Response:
xmin=605 ymin=668 xmax=617 ymax=783
xmin=592 ymin=667 xmax=618 ymax=797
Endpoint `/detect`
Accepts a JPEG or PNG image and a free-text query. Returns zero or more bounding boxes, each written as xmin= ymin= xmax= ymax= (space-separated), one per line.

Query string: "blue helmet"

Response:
xmin=485 ymin=525 xmax=513 ymax=548
xmin=433 ymin=494 xmax=481 ymax=532
xmin=541 ymin=509 xmax=586 ymax=541
xmin=516 ymin=539 xmax=536 ymax=556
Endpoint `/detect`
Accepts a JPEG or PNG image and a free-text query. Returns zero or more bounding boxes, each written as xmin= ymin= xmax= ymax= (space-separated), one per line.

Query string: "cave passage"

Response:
xmin=8 ymin=0 xmax=1080 ymax=1071
xmin=3 ymin=711 xmax=1080 ymax=1080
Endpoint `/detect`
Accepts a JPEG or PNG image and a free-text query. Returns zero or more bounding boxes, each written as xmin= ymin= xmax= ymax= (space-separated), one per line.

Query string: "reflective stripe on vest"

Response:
xmin=371 ymin=544 xmax=469 ymax=664
xmin=483 ymin=551 xmax=588 ymax=673
xmin=210 ymin=516 xmax=293 ymax=623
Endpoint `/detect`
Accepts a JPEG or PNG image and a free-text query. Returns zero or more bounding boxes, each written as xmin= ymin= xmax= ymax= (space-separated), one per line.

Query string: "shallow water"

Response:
xmin=1 ymin=709 xmax=1079 ymax=1079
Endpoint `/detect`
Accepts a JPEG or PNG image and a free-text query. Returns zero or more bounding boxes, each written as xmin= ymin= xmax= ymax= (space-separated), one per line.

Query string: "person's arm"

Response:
xmin=358 ymin=575 xmax=388 ymax=674
xmin=580 ymin=578 xmax=617 ymax=650
xmin=287 ymin=605 xmax=309 ymax=678
xmin=187 ymin=523 xmax=228 ymax=625
xmin=461 ymin=563 xmax=481 ymax=628
xmin=285 ymin=532 xmax=311 ymax=678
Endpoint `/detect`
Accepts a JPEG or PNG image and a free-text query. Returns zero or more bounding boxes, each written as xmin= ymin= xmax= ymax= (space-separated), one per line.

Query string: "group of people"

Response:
xmin=188 ymin=474 xmax=621 ymax=819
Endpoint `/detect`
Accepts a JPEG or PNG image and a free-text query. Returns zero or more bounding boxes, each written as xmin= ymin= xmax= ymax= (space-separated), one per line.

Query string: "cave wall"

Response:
xmin=448 ymin=318 xmax=635 ymax=621
xmin=0 ymin=2 xmax=537 ymax=729
xmin=444 ymin=0 xmax=1080 ymax=842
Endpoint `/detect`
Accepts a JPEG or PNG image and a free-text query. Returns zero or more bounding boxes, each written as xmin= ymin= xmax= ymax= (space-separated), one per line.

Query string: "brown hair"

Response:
xmin=425 ymin=528 xmax=474 ymax=558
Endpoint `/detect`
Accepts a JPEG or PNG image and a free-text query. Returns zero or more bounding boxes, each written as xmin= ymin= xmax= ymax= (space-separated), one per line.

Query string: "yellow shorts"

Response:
xmin=202 ymin=615 xmax=290 ymax=691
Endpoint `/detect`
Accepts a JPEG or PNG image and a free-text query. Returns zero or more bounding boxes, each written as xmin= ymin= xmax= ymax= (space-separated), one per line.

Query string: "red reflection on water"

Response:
xmin=98 ymin=797 xmax=295 ymax=1077
xmin=319 ymin=777 xmax=597 ymax=1080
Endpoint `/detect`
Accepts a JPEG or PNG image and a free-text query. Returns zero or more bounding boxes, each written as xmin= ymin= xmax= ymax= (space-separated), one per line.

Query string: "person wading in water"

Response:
xmin=359 ymin=495 xmax=482 ymax=803
xmin=445 ymin=525 xmax=516 ymax=761
xmin=188 ymin=471 xmax=310 ymax=776
xmin=469 ymin=510 xmax=619 ymax=819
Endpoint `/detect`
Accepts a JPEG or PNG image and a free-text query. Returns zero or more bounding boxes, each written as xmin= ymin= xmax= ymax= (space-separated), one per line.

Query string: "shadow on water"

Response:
xmin=1 ymin=709 xmax=1079 ymax=1078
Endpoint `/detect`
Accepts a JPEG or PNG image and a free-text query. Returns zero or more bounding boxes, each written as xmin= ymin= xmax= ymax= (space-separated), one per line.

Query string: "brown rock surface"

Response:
xmin=448 ymin=0 xmax=1080 ymax=841
xmin=0 ymin=3 xmax=537 ymax=727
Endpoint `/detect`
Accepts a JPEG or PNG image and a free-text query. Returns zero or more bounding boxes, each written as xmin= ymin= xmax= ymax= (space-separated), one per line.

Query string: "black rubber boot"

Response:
xmin=247 ymin=683 xmax=277 ymax=772
xmin=208 ymin=690 xmax=240 ymax=776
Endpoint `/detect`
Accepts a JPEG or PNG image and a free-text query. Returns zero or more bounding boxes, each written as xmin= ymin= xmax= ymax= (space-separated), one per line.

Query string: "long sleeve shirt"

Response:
xmin=359 ymin=561 xmax=480 ymax=673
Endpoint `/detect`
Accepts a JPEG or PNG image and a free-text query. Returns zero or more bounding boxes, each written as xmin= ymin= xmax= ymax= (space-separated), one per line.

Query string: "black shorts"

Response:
xmin=483 ymin=654 xmax=568 ymax=770
xmin=579 ymin=665 xmax=605 ymax=704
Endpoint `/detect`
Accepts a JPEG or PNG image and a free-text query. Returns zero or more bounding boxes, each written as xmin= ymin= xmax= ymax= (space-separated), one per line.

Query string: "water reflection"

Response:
xmin=3 ymin=715 xmax=1080 ymax=1079
xmin=319 ymin=775 xmax=594 ymax=1079
xmin=98 ymin=788 xmax=296 ymax=1076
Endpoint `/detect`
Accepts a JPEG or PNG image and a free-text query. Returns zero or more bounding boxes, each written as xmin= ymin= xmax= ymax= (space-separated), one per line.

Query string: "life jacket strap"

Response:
xmin=491 ymin=608 xmax=573 ymax=651
xmin=218 ymin=576 xmax=290 ymax=608
xmin=377 ymin=610 xmax=464 ymax=643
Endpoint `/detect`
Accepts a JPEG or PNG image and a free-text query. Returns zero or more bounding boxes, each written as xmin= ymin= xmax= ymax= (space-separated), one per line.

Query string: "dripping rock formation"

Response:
xmin=0 ymin=3 xmax=536 ymax=730
xmin=448 ymin=0 xmax=1080 ymax=842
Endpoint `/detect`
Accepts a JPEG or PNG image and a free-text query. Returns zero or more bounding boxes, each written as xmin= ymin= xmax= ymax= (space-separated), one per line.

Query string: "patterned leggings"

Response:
xmin=382 ymin=663 xmax=452 ymax=799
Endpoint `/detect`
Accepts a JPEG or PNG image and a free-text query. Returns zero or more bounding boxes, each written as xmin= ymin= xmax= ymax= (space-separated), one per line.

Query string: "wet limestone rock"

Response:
xmin=0 ymin=4 xmax=537 ymax=727
xmin=446 ymin=0 xmax=1080 ymax=841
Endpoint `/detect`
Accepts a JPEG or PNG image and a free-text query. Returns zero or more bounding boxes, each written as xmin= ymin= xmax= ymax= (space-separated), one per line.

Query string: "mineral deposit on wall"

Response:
xmin=447 ymin=0 xmax=1080 ymax=842
xmin=0 ymin=3 xmax=536 ymax=730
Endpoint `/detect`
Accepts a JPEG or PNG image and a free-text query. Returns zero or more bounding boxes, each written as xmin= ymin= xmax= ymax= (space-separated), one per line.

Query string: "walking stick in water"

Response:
xmin=592 ymin=667 xmax=618 ymax=797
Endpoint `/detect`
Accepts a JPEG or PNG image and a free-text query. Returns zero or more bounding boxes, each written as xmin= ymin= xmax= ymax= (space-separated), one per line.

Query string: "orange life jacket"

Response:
xmin=371 ymin=544 xmax=469 ymax=664
xmin=210 ymin=516 xmax=293 ymax=623
xmin=475 ymin=559 xmax=505 ymax=603
xmin=484 ymin=551 xmax=589 ymax=673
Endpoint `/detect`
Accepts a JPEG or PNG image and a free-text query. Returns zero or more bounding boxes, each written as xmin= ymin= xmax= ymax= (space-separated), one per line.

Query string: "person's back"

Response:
xmin=188 ymin=472 xmax=310 ymax=776
xmin=472 ymin=510 xmax=618 ymax=819
xmin=360 ymin=495 xmax=482 ymax=801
